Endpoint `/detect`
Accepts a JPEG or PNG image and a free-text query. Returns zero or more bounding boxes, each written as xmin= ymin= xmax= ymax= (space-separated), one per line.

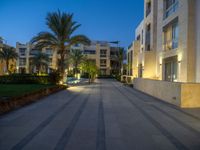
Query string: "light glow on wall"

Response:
xmin=178 ymin=53 xmax=183 ymax=62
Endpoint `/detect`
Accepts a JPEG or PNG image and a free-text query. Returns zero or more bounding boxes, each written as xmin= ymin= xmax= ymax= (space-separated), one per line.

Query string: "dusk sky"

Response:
xmin=0 ymin=0 xmax=144 ymax=48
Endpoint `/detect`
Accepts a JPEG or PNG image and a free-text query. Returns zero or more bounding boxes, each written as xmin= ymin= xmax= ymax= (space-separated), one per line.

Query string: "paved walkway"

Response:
xmin=0 ymin=79 xmax=200 ymax=150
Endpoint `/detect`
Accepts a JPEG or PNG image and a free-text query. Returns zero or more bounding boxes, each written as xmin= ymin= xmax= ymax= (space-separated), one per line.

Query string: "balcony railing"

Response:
xmin=146 ymin=8 xmax=151 ymax=17
xmin=100 ymin=64 xmax=107 ymax=67
xmin=164 ymin=1 xmax=178 ymax=19
xmin=100 ymin=54 xmax=107 ymax=58
xmin=163 ymin=39 xmax=178 ymax=51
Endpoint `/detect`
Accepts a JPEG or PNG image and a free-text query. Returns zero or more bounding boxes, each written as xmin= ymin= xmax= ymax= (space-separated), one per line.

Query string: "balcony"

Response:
xmin=164 ymin=1 xmax=178 ymax=19
xmin=100 ymin=64 xmax=107 ymax=67
xmin=146 ymin=1 xmax=151 ymax=17
xmin=100 ymin=55 xmax=107 ymax=58
xmin=163 ymin=39 xmax=178 ymax=51
xmin=84 ymin=50 xmax=96 ymax=55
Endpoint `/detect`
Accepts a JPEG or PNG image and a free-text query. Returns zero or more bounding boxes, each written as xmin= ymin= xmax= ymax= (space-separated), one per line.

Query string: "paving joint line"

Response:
xmin=54 ymin=86 xmax=94 ymax=150
xmin=11 ymin=88 xmax=86 ymax=150
xmin=96 ymin=81 xmax=107 ymax=150
xmin=112 ymin=82 xmax=189 ymax=150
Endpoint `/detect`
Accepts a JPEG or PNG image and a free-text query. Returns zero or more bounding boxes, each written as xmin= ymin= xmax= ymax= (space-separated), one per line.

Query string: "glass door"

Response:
xmin=164 ymin=57 xmax=178 ymax=82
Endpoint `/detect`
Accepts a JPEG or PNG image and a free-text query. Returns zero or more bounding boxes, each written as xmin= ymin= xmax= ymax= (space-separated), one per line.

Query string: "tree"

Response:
xmin=31 ymin=52 xmax=49 ymax=74
xmin=0 ymin=47 xmax=18 ymax=74
xmin=117 ymin=48 xmax=125 ymax=75
xmin=81 ymin=59 xmax=98 ymax=84
xmin=70 ymin=49 xmax=85 ymax=76
xmin=31 ymin=10 xmax=90 ymax=82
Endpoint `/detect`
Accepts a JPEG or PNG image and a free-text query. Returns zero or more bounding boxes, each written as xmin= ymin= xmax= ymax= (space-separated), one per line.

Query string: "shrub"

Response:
xmin=49 ymin=71 xmax=62 ymax=84
xmin=0 ymin=74 xmax=50 ymax=84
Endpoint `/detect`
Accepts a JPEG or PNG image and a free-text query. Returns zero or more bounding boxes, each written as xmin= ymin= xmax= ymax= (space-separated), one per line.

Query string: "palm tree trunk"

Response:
xmin=6 ymin=60 xmax=9 ymax=74
xmin=60 ymin=52 xmax=66 ymax=84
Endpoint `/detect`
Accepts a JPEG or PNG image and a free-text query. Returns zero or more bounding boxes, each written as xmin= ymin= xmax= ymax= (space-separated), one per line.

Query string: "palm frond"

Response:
xmin=30 ymin=32 xmax=58 ymax=49
xmin=69 ymin=35 xmax=91 ymax=46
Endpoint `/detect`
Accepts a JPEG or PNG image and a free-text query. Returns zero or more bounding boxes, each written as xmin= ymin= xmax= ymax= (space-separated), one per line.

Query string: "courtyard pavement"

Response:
xmin=0 ymin=79 xmax=200 ymax=150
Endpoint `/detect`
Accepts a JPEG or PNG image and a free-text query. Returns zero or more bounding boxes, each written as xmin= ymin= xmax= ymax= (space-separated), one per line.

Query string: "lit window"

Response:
xmin=163 ymin=19 xmax=179 ymax=51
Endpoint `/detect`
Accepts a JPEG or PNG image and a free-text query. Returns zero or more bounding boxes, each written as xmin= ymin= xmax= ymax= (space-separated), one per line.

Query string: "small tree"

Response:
xmin=31 ymin=52 xmax=49 ymax=74
xmin=81 ymin=59 xmax=98 ymax=84
xmin=117 ymin=48 xmax=125 ymax=75
xmin=0 ymin=47 xmax=18 ymax=74
xmin=70 ymin=49 xmax=85 ymax=77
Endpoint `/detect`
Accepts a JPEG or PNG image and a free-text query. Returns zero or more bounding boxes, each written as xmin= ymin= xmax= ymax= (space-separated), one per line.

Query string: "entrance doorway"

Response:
xmin=163 ymin=56 xmax=178 ymax=82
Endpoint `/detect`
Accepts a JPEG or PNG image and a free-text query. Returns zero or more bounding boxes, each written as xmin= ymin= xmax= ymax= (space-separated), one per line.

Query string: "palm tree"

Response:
xmin=31 ymin=52 xmax=49 ymax=74
xmin=31 ymin=10 xmax=90 ymax=82
xmin=117 ymin=48 xmax=125 ymax=75
xmin=0 ymin=47 xmax=18 ymax=74
xmin=70 ymin=49 xmax=85 ymax=76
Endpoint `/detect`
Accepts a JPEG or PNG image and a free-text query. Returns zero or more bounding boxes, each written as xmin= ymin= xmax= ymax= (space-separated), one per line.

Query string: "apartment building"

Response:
xmin=127 ymin=21 xmax=144 ymax=78
xmin=128 ymin=0 xmax=200 ymax=107
xmin=16 ymin=42 xmax=56 ymax=74
xmin=72 ymin=41 xmax=120 ymax=76
xmin=16 ymin=41 xmax=120 ymax=76
xmin=128 ymin=0 xmax=200 ymax=83
xmin=157 ymin=0 xmax=200 ymax=83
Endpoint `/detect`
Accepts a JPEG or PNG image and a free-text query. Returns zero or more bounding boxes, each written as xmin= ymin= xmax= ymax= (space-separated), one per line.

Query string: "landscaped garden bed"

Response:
xmin=0 ymin=73 xmax=67 ymax=114
xmin=0 ymin=84 xmax=67 ymax=114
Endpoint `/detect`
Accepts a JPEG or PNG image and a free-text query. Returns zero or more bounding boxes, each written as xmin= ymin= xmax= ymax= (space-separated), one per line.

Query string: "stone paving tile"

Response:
xmin=0 ymin=80 xmax=200 ymax=150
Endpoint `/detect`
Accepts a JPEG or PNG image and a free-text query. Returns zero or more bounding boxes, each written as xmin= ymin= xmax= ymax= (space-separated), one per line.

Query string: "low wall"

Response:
xmin=134 ymin=78 xmax=200 ymax=108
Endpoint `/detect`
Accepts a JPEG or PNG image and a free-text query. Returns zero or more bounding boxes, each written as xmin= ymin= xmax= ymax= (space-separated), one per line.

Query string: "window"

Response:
xmin=30 ymin=49 xmax=39 ymax=55
xmin=145 ymin=24 xmax=151 ymax=51
xmin=164 ymin=0 xmax=178 ymax=19
xmin=46 ymin=49 xmax=53 ymax=56
xmin=84 ymin=50 xmax=96 ymax=55
xmin=19 ymin=48 xmax=26 ymax=56
xmin=100 ymin=69 xmax=107 ymax=76
xmin=146 ymin=1 xmax=151 ymax=17
xmin=137 ymin=35 xmax=141 ymax=41
xmin=130 ymin=51 xmax=133 ymax=76
xmin=141 ymin=30 xmax=144 ymax=44
xmin=100 ymin=59 xmax=107 ymax=67
xmin=138 ymin=64 xmax=143 ymax=78
xmin=172 ymin=22 xmax=179 ymax=49
xmin=100 ymin=49 xmax=107 ymax=57
xmin=163 ymin=19 xmax=179 ymax=51
xmin=163 ymin=56 xmax=178 ymax=82
xmin=19 ymin=58 xmax=26 ymax=66
xmin=127 ymin=52 xmax=130 ymax=75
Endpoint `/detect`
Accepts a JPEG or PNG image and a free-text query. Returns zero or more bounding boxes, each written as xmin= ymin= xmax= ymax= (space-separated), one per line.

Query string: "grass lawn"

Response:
xmin=0 ymin=84 xmax=56 ymax=98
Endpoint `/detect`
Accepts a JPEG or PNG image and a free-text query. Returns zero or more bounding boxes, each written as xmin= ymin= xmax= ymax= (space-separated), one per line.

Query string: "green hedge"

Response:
xmin=0 ymin=73 xmax=61 ymax=84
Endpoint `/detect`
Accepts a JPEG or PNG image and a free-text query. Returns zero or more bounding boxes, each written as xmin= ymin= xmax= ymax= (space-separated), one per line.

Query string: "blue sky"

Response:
xmin=0 ymin=0 xmax=144 ymax=48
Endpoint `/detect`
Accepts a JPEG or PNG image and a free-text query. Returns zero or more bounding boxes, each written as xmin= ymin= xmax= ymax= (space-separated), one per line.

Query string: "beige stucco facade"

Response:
xmin=16 ymin=42 xmax=57 ymax=74
xmin=16 ymin=41 xmax=120 ymax=76
xmin=156 ymin=0 xmax=199 ymax=83
xmin=72 ymin=41 xmax=120 ymax=76
xmin=128 ymin=0 xmax=200 ymax=83
xmin=129 ymin=0 xmax=200 ymax=108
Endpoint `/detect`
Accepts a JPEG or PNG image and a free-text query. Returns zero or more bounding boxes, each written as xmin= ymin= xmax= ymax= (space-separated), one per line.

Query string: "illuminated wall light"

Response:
xmin=178 ymin=53 xmax=182 ymax=62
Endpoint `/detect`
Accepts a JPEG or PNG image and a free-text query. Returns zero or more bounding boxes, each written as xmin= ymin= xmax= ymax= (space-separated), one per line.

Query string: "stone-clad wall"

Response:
xmin=134 ymin=78 xmax=200 ymax=108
